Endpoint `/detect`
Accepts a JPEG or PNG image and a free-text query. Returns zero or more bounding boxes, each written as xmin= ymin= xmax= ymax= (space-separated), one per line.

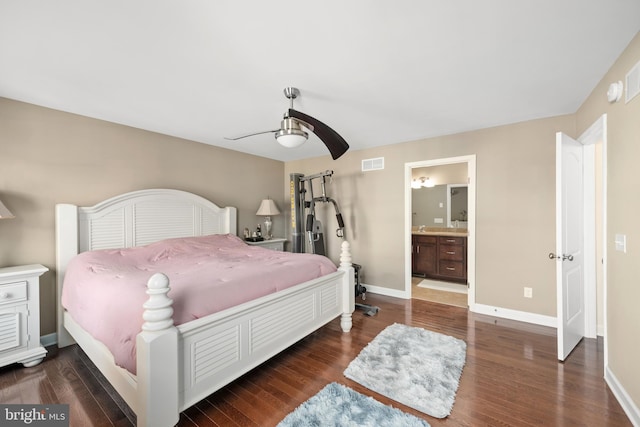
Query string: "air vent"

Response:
xmin=626 ymin=60 xmax=640 ymax=104
xmin=362 ymin=157 xmax=384 ymax=171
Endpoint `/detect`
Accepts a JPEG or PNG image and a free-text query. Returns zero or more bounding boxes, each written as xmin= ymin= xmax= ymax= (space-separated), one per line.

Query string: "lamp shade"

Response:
xmin=256 ymin=199 xmax=280 ymax=216
xmin=0 ymin=199 xmax=15 ymax=219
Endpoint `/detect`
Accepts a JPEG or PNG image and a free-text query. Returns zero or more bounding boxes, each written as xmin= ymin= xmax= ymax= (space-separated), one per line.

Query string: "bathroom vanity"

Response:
xmin=412 ymin=228 xmax=467 ymax=283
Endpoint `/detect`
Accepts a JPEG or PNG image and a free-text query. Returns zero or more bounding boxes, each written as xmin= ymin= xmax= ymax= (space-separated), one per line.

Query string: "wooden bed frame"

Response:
xmin=55 ymin=189 xmax=355 ymax=427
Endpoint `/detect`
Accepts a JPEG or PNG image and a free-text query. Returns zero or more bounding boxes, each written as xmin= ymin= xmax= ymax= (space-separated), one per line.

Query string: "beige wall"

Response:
xmin=285 ymin=114 xmax=575 ymax=316
xmin=411 ymin=163 xmax=468 ymax=184
xmin=576 ymin=31 xmax=640 ymax=412
xmin=0 ymin=98 xmax=285 ymax=336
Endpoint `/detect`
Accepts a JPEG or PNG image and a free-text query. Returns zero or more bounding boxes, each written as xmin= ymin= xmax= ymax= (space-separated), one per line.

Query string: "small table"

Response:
xmin=245 ymin=237 xmax=286 ymax=251
xmin=0 ymin=264 xmax=48 ymax=368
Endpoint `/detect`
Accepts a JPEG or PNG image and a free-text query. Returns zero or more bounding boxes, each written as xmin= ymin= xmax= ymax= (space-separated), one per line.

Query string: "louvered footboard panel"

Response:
xmin=250 ymin=294 xmax=315 ymax=352
xmin=192 ymin=325 xmax=241 ymax=382
xmin=178 ymin=274 xmax=343 ymax=410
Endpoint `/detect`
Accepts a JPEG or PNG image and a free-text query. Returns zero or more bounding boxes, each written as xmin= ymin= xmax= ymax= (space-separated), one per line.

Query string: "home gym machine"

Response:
xmin=290 ymin=170 xmax=379 ymax=316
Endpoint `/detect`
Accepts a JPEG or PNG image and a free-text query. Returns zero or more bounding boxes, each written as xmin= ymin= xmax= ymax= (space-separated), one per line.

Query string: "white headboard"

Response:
xmin=55 ymin=189 xmax=237 ymax=346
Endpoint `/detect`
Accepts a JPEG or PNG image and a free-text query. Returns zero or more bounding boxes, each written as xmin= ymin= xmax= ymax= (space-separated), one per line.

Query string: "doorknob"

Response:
xmin=549 ymin=252 xmax=574 ymax=261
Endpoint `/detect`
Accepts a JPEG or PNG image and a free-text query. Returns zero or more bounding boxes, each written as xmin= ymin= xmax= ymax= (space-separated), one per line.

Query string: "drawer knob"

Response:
xmin=0 ymin=292 xmax=9 ymax=299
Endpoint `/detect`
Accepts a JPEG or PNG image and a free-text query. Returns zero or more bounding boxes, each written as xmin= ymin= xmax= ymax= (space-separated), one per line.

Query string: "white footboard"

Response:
xmin=136 ymin=241 xmax=355 ymax=427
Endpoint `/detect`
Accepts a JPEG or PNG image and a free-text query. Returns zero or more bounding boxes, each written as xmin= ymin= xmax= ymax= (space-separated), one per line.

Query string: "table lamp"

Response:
xmin=256 ymin=198 xmax=280 ymax=240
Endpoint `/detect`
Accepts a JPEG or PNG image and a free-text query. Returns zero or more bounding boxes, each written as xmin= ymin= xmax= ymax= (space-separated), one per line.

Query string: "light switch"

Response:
xmin=615 ymin=234 xmax=627 ymax=253
xmin=434 ymin=218 xmax=443 ymax=224
xmin=439 ymin=202 xmax=443 ymax=208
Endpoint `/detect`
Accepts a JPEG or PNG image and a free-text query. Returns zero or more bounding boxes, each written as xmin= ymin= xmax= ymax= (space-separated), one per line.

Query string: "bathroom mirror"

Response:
xmin=412 ymin=183 xmax=469 ymax=228
xmin=447 ymin=184 xmax=468 ymax=227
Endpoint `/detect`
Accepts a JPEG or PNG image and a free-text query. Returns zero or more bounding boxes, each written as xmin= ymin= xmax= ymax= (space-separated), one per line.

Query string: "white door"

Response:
xmin=555 ymin=132 xmax=585 ymax=361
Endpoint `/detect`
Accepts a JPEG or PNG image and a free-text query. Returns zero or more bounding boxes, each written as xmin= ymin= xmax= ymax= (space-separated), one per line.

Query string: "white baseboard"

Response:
xmin=365 ymin=283 xmax=410 ymax=299
xmin=40 ymin=332 xmax=57 ymax=347
xmin=605 ymin=365 xmax=640 ymax=426
xmin=470 ymin=303 xmax=557 ymax=328
xmin=367 ymin=285 xmax=557 ymax=328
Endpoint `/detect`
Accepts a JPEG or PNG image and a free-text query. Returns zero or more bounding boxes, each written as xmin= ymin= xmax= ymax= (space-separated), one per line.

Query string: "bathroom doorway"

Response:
xmin=405 ymin=155 xmax=476 ymax=308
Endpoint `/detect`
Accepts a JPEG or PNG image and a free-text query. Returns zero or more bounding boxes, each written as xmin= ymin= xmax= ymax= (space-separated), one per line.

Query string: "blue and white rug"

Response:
xmin=277 ymin=382 xmax=429 ymax=427
xmin=344 ymin=323 xmax=466 ymax=418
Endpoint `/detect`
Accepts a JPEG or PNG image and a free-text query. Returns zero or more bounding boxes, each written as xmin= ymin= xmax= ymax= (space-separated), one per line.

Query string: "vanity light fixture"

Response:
xmin=411 ymin=177 xmax=435 ymax=189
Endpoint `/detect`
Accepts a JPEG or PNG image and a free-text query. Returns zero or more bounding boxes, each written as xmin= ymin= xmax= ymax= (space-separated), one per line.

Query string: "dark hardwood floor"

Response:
xmin=0 ymin=294 xmax=631 ymax=426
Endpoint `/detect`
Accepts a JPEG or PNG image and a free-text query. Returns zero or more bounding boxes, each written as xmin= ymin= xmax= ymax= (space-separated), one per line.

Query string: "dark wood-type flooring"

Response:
xmin=0 ymin=294 xmax=631 ymax=426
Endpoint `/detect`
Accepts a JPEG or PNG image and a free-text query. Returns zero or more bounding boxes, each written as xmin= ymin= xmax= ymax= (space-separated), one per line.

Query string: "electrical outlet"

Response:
xmin=524 ymin=287 xmax=533 ymax=298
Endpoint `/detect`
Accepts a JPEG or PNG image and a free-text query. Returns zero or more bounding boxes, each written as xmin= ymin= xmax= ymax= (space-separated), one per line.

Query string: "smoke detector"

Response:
xmin=607 ymin=81 xmax=623 ymax=103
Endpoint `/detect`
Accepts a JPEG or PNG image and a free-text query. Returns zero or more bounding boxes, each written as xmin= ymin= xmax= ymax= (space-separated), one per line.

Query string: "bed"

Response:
xmin=55 ymin=188 xmax=355 ymax=427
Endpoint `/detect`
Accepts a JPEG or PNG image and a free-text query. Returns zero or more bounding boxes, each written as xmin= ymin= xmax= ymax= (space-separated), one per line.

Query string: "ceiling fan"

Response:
xmin=225 ymin=87 xmax=350 ymax=160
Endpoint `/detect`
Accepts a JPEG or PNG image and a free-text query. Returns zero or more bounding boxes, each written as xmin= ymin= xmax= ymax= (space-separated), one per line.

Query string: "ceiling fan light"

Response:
xmin=276 ymin=133 xmax=307 ymax=148
xmin=275 ymin=119 xmax=308 ymax=147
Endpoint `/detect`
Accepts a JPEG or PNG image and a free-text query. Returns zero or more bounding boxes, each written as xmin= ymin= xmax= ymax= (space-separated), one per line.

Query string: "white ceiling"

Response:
xmin=1 ymin=1 xmax=639 ymax=162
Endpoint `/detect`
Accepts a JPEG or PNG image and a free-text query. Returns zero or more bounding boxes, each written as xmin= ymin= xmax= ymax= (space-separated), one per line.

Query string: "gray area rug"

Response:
xmin=277 ymin=382 xmax=430 ymax=427
xmin=344 ymin=323 xmax=466 ymax=418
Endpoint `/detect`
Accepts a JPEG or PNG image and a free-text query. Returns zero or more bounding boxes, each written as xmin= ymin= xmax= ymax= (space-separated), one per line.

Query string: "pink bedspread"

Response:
xmin=61 ymin=233 xmax=337 ymax=374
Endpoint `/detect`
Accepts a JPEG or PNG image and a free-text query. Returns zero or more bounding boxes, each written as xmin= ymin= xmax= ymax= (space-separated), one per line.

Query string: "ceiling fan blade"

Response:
xmin=224 ymin=129 xmax=279 ymax=141
xmin=288 ymin=109 xmax=349 ymax=160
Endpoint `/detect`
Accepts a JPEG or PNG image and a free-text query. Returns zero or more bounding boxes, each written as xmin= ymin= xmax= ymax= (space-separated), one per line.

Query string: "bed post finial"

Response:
xmin=142 ymin=273 xmax=174 ymax=331
xmin=340 ymin=240 xmax=352 ymax=267
xmin=338 ymin=240 xmax=355 ymax=332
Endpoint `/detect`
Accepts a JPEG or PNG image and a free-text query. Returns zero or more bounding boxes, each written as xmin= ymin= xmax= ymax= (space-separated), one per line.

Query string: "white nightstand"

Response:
xmin=0 ymin=264 xmax=48 ymax=368
xmin=245 ymin=237 xmax=286 ymax=251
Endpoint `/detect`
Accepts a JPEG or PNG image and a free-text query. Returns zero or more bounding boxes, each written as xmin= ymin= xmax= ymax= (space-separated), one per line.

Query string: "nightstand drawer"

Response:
xmin=0 ymin=281 xmax=27 ymax=306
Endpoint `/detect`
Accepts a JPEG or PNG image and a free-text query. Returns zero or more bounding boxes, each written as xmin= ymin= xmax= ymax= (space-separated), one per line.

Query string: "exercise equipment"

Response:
xmin=290 ymin=170 xmax=379 ymax=316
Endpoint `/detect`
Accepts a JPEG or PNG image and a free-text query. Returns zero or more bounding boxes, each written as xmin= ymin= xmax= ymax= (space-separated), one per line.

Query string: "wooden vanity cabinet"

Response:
xmin=412 ymin=235 xmax=437 ymax=277
xmin=412 ymin=234 xmax=467 ymax=283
